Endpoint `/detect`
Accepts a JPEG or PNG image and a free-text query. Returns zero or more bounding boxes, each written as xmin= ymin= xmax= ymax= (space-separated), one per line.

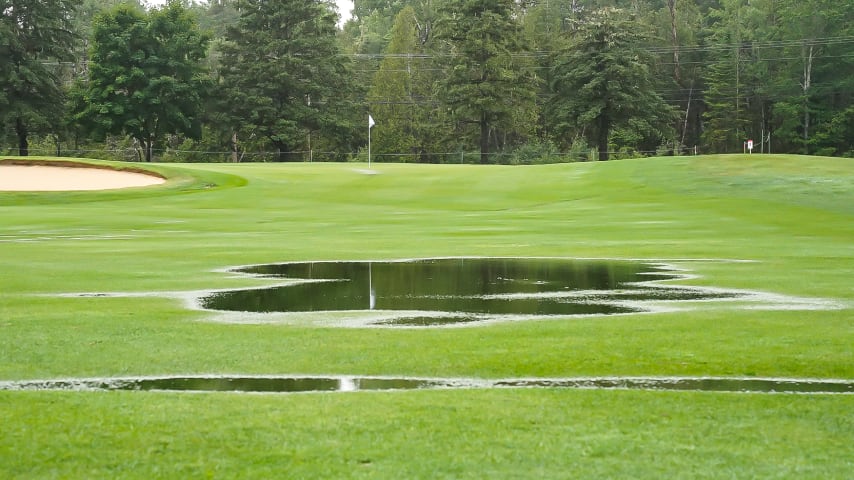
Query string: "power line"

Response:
xmin=343 ymin=36 xmax=854 ymax=60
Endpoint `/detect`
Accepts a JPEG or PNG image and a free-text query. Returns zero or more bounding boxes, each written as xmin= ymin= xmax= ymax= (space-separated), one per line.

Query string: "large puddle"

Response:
xmin=2 ymin=376 xmax=851 ymax=394
xmin=200 ymin=258 xmax=743 ymax=326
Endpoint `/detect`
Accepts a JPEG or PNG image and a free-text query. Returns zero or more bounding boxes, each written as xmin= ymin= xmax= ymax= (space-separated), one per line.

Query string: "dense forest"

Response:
xmin=2 ymin=0 xmax=852 ymax=163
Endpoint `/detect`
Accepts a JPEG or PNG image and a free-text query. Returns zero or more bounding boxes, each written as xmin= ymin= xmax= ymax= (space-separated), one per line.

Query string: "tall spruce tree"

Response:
xmin=217 ymin=0 xmax=357 ymax=161
xmin=547 ymin=7 xmax=676 ymax=160
xmin=0 ymin=0 xmax=77 ymax=156
xmin=434 ymin=0 xmax=538 ymax=164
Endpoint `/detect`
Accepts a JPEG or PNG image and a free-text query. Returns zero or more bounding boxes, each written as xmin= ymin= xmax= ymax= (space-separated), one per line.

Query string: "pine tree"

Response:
xmin=0 ymin=0 xmax=77 ymax=156
xmin=367 ymin=7 xmax=419 ymax=161
xmin=701 ymin=0 xmax=772 ymax=154
xmin=217 ymin=0 xmax=357 ymax=161
xmin=772 ymin=0 xmax=853 ymax=155
xmin=434 ymin=0 xmax=538 ymax=164
xmin=547 ymin=7 xmax=676 ymax=160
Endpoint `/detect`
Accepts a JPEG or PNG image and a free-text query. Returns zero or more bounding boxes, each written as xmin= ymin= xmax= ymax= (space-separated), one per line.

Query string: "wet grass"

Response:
xmin=2 ymin=390 xmax=851 ymax=478
xmin=1 ymin=155 xmax=852 ymax=477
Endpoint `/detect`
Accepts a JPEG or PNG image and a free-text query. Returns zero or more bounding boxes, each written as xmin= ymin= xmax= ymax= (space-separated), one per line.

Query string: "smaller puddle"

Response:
xmin=374 ymin=316 xmax=484 ymax=327
xmin=1 ymin=376 xmax=851 ymax=395
xmin=494 ymin=378 xmax=854 ymax=394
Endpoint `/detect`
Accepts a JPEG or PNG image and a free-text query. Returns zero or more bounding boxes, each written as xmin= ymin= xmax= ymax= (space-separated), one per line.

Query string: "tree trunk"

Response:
xmin=133 ymin=138 xmax=143 ymax=162
xmin=15 ymin=117 xmax=29 ymax=157
xmin=735 ymin=49 xmax=740 ymax=150
xmin=479 ymin=112 xmax=489 ymax=164
xmin=597 ymin=114 xmax=610 ymax=161
xmin=143 ymin=137 xmax=153 ymax=162
xmin=801 ymin=43 xmax=813 ymax=154
xmin=680 ymin=82 xmax=694 ymax=148
xmin=667 ymin=0 xmax=680 ymax=85
xmin=273 ymin=140 xmax=294 ymax=162
xmin=231 ymin=131 xmax=239 ymax=163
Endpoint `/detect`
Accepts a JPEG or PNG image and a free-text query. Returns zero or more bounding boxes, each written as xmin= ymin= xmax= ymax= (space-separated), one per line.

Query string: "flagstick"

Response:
xmin=367 ymin=114 xmax=375 ymax=169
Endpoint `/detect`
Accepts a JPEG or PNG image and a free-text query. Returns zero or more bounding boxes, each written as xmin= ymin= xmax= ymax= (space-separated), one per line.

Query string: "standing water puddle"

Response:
xmin=200 ymin=258 xmax=742 ymax=326
xmin=2 ymin=376 xmax=851 ymax=394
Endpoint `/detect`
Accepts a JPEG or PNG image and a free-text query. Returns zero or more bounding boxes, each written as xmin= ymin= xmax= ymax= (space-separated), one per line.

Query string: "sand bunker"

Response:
xmin=0 ymin=165 xmax=165 ymax=191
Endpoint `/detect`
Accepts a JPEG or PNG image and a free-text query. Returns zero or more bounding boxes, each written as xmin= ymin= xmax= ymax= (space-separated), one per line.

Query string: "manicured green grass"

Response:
xmin=2 ymin=390 xmax=851 ymax=478
xmin=1 ymin=155 xmax=852 ymax=478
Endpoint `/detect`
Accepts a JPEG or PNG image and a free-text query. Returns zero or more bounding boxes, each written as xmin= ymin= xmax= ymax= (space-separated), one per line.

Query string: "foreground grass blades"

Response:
xmin=1 ymin=155 xmax=852 ymax=477
xmin=2 ymin=390 xmax=851 ymax=478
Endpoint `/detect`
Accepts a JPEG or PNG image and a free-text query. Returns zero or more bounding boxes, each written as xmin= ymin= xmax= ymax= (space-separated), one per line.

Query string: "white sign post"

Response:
xmin=747 ymin=139 xmax=754 ymax=154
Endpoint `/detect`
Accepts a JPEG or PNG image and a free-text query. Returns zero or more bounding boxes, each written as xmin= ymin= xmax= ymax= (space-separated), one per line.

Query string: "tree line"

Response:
xmin=2 ymin=0 xmax=851 ymax=163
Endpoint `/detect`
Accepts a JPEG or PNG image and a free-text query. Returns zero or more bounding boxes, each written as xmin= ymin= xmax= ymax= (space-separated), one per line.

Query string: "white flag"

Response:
xmin=368 ymin=114 xmax=375 ymax=129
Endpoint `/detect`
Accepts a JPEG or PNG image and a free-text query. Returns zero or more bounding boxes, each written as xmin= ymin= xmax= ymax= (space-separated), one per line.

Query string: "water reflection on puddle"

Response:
xmin=2 ymin=376 xmax=851 ymax=394
xmin=200 ymin=258 xmax=742 ymax=326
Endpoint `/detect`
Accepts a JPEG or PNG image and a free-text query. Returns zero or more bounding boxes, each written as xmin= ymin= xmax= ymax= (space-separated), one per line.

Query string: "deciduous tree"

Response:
xmin=71 ymin=1 xmax=209 ymax=161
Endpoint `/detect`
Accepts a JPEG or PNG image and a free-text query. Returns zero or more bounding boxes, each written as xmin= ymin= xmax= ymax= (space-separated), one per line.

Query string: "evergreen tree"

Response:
xmin=0 ymin=0 xmax=77 ymax=155
xmin=701 ymin=0 xmax=773 ymax=153
xmin=217 ymin=0 xmax=357 ymax=161
xmin=347 ymin=0 xmax=414 ymax=54
xmin=71 ymin=1 xmax=209 ymax=162
xmin=772 ymin=0 xmax=853 ymax=155
xmin=191 ymin=0 xmax=239 ymax=40
xmin=634 ymin=0 xmax=706 ymax=151
xmin=434 ymin=0 xmax=538 ymax=164
xmin=353 ymin=0 xmax=409 ymax=21
xmin=367 ymin=6 xmax=419 ymax=161
xmin=547 ymin=7 xmax=676 ymax=160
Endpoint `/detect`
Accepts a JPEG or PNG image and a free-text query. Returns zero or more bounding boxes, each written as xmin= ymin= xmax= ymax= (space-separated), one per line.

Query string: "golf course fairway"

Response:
xmin=1 ymin=155 xmax=852 ymax=478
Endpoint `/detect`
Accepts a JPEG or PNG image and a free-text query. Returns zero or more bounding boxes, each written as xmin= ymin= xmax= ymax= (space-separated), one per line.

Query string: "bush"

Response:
xmin=508 ymin=139 xmax=564 ymax=165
